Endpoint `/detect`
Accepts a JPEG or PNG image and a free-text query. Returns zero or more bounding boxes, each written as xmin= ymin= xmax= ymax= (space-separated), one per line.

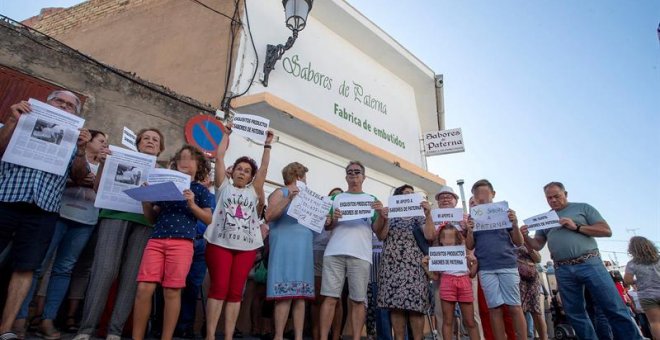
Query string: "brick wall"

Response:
xmin=24 ymin=0 xmax=152 ymax=36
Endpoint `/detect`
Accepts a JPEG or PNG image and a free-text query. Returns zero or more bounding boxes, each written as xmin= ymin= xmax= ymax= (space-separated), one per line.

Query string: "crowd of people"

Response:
xmin=0 ymin=90 xmax=658 ymax=340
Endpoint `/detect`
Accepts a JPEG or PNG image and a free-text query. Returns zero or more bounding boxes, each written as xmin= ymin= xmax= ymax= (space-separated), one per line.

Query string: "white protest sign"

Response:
xmin=470 ymin=201 xmax=511 ymax=231
xmin=2 ymin=99 xmax=84 ymax=176
xmin=524 ymin=210 xmax=561 ymax=232
xmin=288 ymin=182 xmax=333 ymax=233
xmin=334 ymin=193 xmax=375 ymax=222
xmin=232 ymin=113 xmax=270 ymax=143
xmin=423 ymin=128 xmax=465 ymax=156
xmin=387 ymin=193 xmax=424 ymax=218
xmin=431 ymin=208 xmax=464 ymax=224
xmin=428 ymin=245 xmax=468 ymax=272
xmin=122 ymin=126 xmax=137 ymax=151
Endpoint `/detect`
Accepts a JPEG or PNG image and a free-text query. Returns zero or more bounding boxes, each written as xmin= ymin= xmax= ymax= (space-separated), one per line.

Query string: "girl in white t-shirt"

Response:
xmin=423 ymin=225 xmax=480 ymax=340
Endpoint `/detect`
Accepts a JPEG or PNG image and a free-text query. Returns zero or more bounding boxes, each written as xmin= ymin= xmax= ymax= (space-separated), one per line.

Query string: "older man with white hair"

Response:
xmin=0 ymin=90 xmax=90 ymax=340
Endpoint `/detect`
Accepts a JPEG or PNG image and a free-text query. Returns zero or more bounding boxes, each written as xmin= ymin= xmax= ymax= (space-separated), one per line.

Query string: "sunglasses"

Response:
xmin=346 ymin=169 xmax=362 ymax=175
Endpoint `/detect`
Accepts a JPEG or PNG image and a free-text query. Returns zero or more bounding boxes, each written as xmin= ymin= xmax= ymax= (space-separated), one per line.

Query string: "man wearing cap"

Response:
xmin=522 ymin=181 xmax=641 ymax=339
xmin=434 ymin=186 xmax=484 ymax=339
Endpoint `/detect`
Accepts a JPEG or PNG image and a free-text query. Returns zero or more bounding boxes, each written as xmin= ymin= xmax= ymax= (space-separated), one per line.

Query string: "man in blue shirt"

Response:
xmin=0 ymin=91 xmax=91 ymax=340
xmin=522 ymin=181 xmax=642 ymax=339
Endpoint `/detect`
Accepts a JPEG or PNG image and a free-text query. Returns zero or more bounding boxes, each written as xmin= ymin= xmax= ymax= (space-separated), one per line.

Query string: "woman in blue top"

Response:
xmin=132 ymin=145 xmax=213 ymax=340
xmin=265 ymin=162 xmax=315 ymax=340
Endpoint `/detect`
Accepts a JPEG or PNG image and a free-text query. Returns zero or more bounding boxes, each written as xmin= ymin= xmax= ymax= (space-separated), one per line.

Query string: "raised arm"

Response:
xmin=421 ymin=201 xmax=435 ymax=241
xmin=214 ymin=127 xmax=231 ymax=186
xmin=251 ymin=130 xmax=274 ymax=194
xmin=70 ymin=129 xmax=92 ymax=183
xmin=0 ymin=101 xmax=31 ymax=157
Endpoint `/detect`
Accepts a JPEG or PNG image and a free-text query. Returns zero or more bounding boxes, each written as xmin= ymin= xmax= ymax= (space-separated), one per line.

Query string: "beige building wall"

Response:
xmin=26 ymin=0 xmax=238 ymax=107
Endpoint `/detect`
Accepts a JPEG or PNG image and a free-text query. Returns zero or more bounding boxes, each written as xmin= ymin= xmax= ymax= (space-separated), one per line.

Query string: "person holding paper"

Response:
xmin=522 ymin=182 xmax=642 ymax=339
xmin=73 ymin=128 xmax=165 ymax=340
xmin=376 ymin=184 xmax=434 ymax=340
xmin=11 ymin=129 xmax=108 ymax=339
xmin=132 ymin=145 xmax=213 ymax=340
xmin=465 ymin=179 xmax=526 ymax=340
xmin=422 ymin=225 xmax=479 ymax=340
xmin=0 ymin=91 xmax=91 ymax=340
xmin=319 ymin=161 xmax=387 ymax=340
xmin=204 ymin=126 xmax=273 ymax=340
xmin=264 ymin=162 xmax=314 ymax=340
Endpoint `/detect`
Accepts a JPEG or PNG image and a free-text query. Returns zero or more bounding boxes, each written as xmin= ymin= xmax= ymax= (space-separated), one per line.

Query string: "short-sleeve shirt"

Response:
xmin=474 ymin=227 xmax=518 ymax=271
xmin=323 ymin=192 xmax=378 ymax=263
xmin=151 ymin=181 xmax=212 ymax=239
xmin=537 ymin=202 xmax=604 ymax=261
xmin=204 ymin=177 xmax=263 ymax=250
xmin=625 ymin=260 xmax=660 ymax=300
xmin=0 ymin=156 xmax=74 ymax=213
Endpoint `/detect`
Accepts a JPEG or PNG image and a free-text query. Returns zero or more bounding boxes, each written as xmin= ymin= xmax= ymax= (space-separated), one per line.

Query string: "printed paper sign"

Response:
xmin=470 ymin=201 xmax=511 ymax=231
xmin=431 ymin=208 xmax=464 ymax=223
xmin=388 ymin=193 xmax=424 ymax=218
xmin=423 ymin=128 xmax=465 ymax=156
xmin=524 ymin=211 xmax=561 ymax=232
xmin=232 ymin=113 xmax=270 ymax=143
xmin=94 ymin=145 xmax=157 ymax=213
xmin=334 ymin=193 xmax=375 ymax=222
xmin=2 ymin=98 xmax=84 ymax=176
xmin=147 ymin=168 xmax=191 ymax=194
xmin=122 ymin=126 xmax=137 ymax=151
xmin=429 ymin=245 xmax=468 ymax=272
xmin=288 ymin=183 xmax=333 ymax=233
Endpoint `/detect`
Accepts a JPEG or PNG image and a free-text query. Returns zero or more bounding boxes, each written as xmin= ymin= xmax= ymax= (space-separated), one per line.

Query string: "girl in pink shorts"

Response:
xmin=424 ymin=225 xmax=480 ymax=340
xmin=132 ymin=145 xmax=213 ymax=340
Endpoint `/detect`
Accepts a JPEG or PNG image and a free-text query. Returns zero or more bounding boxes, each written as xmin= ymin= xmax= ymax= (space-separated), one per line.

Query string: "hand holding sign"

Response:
xmin=470 ymin=201 xmax=512 ymax=231
xmin=387 ymin=193 xmax=424 ymax=218
xmin=523 ymin=211 xmax=561 ymax=232
xmin=428 ymin=245 xmax=468 ymax=272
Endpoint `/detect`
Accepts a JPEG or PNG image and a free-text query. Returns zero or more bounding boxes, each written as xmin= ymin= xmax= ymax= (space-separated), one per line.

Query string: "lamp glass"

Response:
xmin=284 ymin=0 xmax=310 ymax=31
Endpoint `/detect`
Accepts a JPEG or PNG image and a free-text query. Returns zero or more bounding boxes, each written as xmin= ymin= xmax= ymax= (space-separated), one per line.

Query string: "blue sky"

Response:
xmin=2 ymin=1 xmax=658 ymax=264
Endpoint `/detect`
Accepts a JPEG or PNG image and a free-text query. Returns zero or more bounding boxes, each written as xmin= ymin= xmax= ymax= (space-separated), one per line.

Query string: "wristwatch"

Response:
xmin=575 ymin=223 xmax=582 ymax=233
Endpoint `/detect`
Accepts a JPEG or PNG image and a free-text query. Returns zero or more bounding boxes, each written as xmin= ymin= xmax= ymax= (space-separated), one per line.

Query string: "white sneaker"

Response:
xmin=106 ymin=334 xmax=122 ymax=340
xmin=71 ymin=334 xmax=90 ymax=340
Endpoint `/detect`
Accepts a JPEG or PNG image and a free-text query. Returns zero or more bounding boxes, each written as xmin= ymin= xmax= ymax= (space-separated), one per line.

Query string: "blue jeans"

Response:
xmin=176 ymin=238 xmax=207 ymax=331
xmin=18 ymin=218 xmax=95 ymax=319
xmin=554 ymin=256 xmax=641 ymax=340
xmin=525 ymin=312 xmax=534 ymax=339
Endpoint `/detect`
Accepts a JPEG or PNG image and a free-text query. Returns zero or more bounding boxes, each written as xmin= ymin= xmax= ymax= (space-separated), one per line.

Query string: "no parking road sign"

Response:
xmin=184 ymin=115 xmax=227 ymax=157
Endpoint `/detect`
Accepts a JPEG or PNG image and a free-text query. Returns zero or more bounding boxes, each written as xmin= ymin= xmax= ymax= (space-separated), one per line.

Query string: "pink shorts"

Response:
xmin=137 ymin=238 xmax=194 ymax=288
xmin=440 ymin=274 xmax=473 ymax=303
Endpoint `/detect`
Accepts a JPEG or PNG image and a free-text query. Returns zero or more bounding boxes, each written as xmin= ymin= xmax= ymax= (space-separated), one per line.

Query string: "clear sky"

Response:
xmin=2 ymin=1 xmax=658 ymax=265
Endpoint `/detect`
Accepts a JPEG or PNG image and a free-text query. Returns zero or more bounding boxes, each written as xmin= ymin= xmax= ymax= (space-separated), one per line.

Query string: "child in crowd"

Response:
xmin=132 ymin=145 xmax=213 ymax=340
xmin=423 ymin=225 xmax=480 ymax=340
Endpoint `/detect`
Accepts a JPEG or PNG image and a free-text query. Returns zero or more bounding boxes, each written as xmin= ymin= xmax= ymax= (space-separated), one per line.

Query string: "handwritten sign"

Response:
xmin=334 ymin=193 xmax=375 ymax=222
xmin=232 ymin=113 xmax=270 ymax=143
xmin=470 ymin=201 xmax=511 ymax=231
xmin=524 ymin=211 xmax=561 ymax=232
xmin=429 ymin=245 xmax=468 ymax=272
xmin=122 ymin=126 xmax=137 ymax=151
xmin=423 ymin=128 xmax=465 ymax=156
xmin=387 ymin=193 xmax=424 ymax=218
xmin=288 ymin=183 xmax=333 ymax=233
xmin=431 ymin=208 xmax=464 ymax=224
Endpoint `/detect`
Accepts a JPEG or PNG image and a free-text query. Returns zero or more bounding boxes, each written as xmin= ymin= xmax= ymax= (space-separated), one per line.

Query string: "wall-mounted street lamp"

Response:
xmin=262 ymin=0 xmax=313 ymax=86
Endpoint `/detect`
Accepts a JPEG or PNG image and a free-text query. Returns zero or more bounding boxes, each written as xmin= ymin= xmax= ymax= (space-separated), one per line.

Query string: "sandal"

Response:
xmin=64 ymin=317 xmax=79 ymax=333
xmin=36 ymin=319 xmax=61 ymax=340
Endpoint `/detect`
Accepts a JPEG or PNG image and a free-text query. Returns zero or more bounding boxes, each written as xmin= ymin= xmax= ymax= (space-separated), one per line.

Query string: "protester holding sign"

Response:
xmin=132 ymin=145 xmax=213 ymax=340
xmin=423 ymin=225 xmax=479 ymax=340
xmin=522 ymin=181 xmax=642 ymax=339
xmin=73 ymin=128 xmax=165 ymax=340
xmin=465 ymin=179 xmax=526 ymax=340
xmin=319 ymin=161 xmax=386 ymax=340
xmin=376 ymin=184 xmax=434 ymax=340
xmin=264 ymin=162 xmax=315 ymax=340
xmin=13 ymin=129 xmax=108 ymax=339
xmin=0 ymin=91 xmax=91 ymax=340
xmin=204 ymin=125 xmax=273 ymax=340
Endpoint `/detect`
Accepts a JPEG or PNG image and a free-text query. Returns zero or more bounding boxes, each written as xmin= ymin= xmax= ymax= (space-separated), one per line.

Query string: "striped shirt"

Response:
xmin=0 ymin=159 xmax=73 ymax=213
